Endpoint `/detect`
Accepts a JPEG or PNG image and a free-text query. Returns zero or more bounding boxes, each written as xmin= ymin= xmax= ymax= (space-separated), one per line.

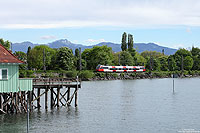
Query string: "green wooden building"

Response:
xmin=0 ymin=44 xmax=32 ymax=93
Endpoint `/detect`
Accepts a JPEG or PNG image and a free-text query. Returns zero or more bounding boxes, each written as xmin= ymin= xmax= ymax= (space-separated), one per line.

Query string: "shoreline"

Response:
xmin=21 ymin=70 xmax=200 ymax=81
xmin=82 ymin=72 xmax=200 ymax=81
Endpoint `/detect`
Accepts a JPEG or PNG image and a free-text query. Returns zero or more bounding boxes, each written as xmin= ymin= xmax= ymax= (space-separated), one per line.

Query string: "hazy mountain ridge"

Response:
xmin=12 ymin=39 xmax=177 ymax=55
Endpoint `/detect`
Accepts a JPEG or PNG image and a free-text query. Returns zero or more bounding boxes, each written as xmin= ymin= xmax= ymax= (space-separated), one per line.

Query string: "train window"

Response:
xmin=110 ymin=68 xmax=116 ymax=70
xmin=96 ymin=65 xmax=101 ymax=69
xmin=101 ymin=67 xmax=108 ymax=69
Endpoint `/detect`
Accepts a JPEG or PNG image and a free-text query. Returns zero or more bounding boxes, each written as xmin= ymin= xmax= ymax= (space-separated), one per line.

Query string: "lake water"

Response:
xmin=1 ymin=78 xmax=200 ymax=133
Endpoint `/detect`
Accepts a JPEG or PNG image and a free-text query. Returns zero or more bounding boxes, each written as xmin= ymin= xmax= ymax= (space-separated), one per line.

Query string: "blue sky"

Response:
xmin=0 ymin=0 xmax=200 ymax=49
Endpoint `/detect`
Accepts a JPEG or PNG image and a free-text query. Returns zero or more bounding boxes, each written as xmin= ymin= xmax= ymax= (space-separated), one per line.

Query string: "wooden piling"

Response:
xmin=3 ymin=94 xmax=8 ymax=112
xmin=28 ymin=91 xmax=33 ymax=111
xmin=67 ymin=87 xmax=70 ymax=101
xmin=11 ymin=93 xmax=14 ymax=113
xmin=75 ymin=88 xmax=78 ymax=107
xmin=57 ymin=88 xmax=60 ymax=108
xmin=45 ymin=88 xmax=48 ymax=109
xmin=37 ymin=88 xmax=40 ymax=109
xmin=50 ymin=87 xmax=54 ymax=108
xmin=15 ymin=92 xmax=20 ymax=113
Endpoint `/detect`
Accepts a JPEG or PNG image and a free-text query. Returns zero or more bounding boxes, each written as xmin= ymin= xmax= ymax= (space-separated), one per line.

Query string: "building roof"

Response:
xmin=0 ymin=43 xmax=24 ymax=64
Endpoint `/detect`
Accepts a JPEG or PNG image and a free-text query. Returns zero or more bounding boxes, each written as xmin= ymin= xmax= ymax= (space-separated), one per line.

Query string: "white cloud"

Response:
xmin=172 ymin=44 xmax=185 ymax=49
xmin=86 ymin=39 xmax=106 ymax=43
xmin=1 ymin=0 xmax=200 ymax=29
xmin=40 ymin=35 xmax=56 ymax=40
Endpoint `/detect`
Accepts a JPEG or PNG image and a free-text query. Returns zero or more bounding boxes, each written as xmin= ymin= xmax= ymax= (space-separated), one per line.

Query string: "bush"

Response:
xmin=26 ymin=70 xmax=34 ymax=77
xmin=95 ymin=72 xmax=105 ymax=78
xmin=130 ymin=73 xmax=136 ymax=77
xmin=111 ymin=73 xmax=118 ymax=78
xmin=65 ymin=71 xmax=77 ymax=78
xmin=45 ymin=72 xmax=55 ymax=78
xmin=79 ymin=70 xmax=94 ymax=79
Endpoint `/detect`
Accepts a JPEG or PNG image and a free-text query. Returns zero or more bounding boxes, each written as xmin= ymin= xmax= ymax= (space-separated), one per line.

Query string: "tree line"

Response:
xmin=0 ymin=35 xmax=199 ymax=74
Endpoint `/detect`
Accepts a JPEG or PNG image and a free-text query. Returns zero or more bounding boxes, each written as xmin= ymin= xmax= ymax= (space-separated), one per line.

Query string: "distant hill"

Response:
xmin=12 ymin=39 xmax=177 ymax=55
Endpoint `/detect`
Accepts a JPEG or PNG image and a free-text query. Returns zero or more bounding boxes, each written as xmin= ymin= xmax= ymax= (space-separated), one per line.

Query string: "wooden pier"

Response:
xmin=0 ymin=78 xmax=81 ymax=114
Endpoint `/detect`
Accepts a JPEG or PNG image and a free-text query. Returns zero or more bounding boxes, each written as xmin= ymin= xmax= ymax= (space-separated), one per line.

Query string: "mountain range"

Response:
xmin=12 ymin=39 xmax=177 ymax=55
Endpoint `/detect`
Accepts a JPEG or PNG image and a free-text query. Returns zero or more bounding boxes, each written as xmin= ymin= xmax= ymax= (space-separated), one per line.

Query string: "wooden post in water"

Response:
xmin=29 ymin=90 xmax=33 ymax=111
xmin=27 ymin=93 xmax=29 ymax=133
xmin=37 ymin=88 xmax=40 ymax=109
xmin=45 ymin=88 xmax=48 ymax=109
xmin=75 ymin=88 xmax=78 ymax=107
xmin=57 ymin=88 xmax=60 ymax=108
xmin=15 ymin=92 xmax=20 ymax=113
xmin=67 ymin=87 xmax=70 ymax=102
xmin=172 ymin=74 xmax=175 ymax=93
xmin=50 ymin=87 xmax=54 ymax=108
xmin=173 ymin=78 xmax=175 ymax=93
xmin=75 ymin=76 xmax=78 ymax=107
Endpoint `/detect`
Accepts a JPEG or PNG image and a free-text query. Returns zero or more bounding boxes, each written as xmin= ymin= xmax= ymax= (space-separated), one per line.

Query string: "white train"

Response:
xmin=96 ymin=65 xmax=146 ymax=72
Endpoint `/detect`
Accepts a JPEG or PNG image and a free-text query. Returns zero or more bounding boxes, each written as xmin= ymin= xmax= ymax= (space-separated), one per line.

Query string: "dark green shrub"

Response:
xmin=111 ymin=73 xmax=118 ymax=78
xmin=65 ymin=71 xmax=77 ymax=78
xmin=79 ymin=70 xmax=94 ymax=79
xmin=26 ymin=70 xmax=34 ymax=77
xmin=95 ymin=72 xmax=105 ymax=78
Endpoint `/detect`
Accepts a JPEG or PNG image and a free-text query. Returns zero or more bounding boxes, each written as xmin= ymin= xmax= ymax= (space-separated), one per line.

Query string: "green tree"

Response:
xmin=158 ymin=56 xmax=168 ymax=71
xmin=134 ymin=52 xmax=146 ymax=66
xmin=74 ymin=48 xmax=82 ymax=70
xmin=141 ymin=51 xmax=163 ymax=59
xmin=0 ymin=38 xmax=11 ymax=50
xmin=146 ymin=57 xmax=161 ymax=71
xmin=27 ymin=46 xmax=32 ymax=70
xmin=174 ymin=48 xmax=192 ymax=70
xmin=191 ymin=47 xmax=200 ymax=70
xmin=121 ymin=32 xmax=127 ymax=51
xmin=191 ymin=47 xmax=200 ymax=57
xmin=81 ymin=48 xmax=92 ymax=69
xmin=27 ymin=45 xmax=56 ymax=70
xmin=127 ymin=34 xmax=136 ymax=59
xmin=113 ymin=52 xmax=121 ymax=66
xmin=56 ymin=47 xmax=75 ymax=70
xmin=128 ymin=34 xmax=133 ymax=50
xmin=120 ymin=51 xmax=133 ymax=66
xmin=168 ymin=55 xmax=176 ymax=71
xmin=14 ymin=51 xmax=27 ymax=70
xmin=82 ymin=46 xmax=113 ymax=70
xmin=183 ymin=56 xmax=193 ymax=70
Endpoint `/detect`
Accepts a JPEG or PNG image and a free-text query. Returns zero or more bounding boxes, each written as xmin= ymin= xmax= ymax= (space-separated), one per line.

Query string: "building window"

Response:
xmin=0 ymin=69 xmax=8 ymax=80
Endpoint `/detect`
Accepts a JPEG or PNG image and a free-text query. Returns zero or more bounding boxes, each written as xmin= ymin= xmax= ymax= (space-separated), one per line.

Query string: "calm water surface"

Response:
xmin=1 ymin=78 xmax=200 ymax=133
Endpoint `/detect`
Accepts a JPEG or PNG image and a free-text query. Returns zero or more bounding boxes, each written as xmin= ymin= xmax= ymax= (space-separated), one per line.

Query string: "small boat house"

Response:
xmin=0 ymin=43 xmax=33 ymax=113
xmin=0 ymin=44 xmax=32 ymax=92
